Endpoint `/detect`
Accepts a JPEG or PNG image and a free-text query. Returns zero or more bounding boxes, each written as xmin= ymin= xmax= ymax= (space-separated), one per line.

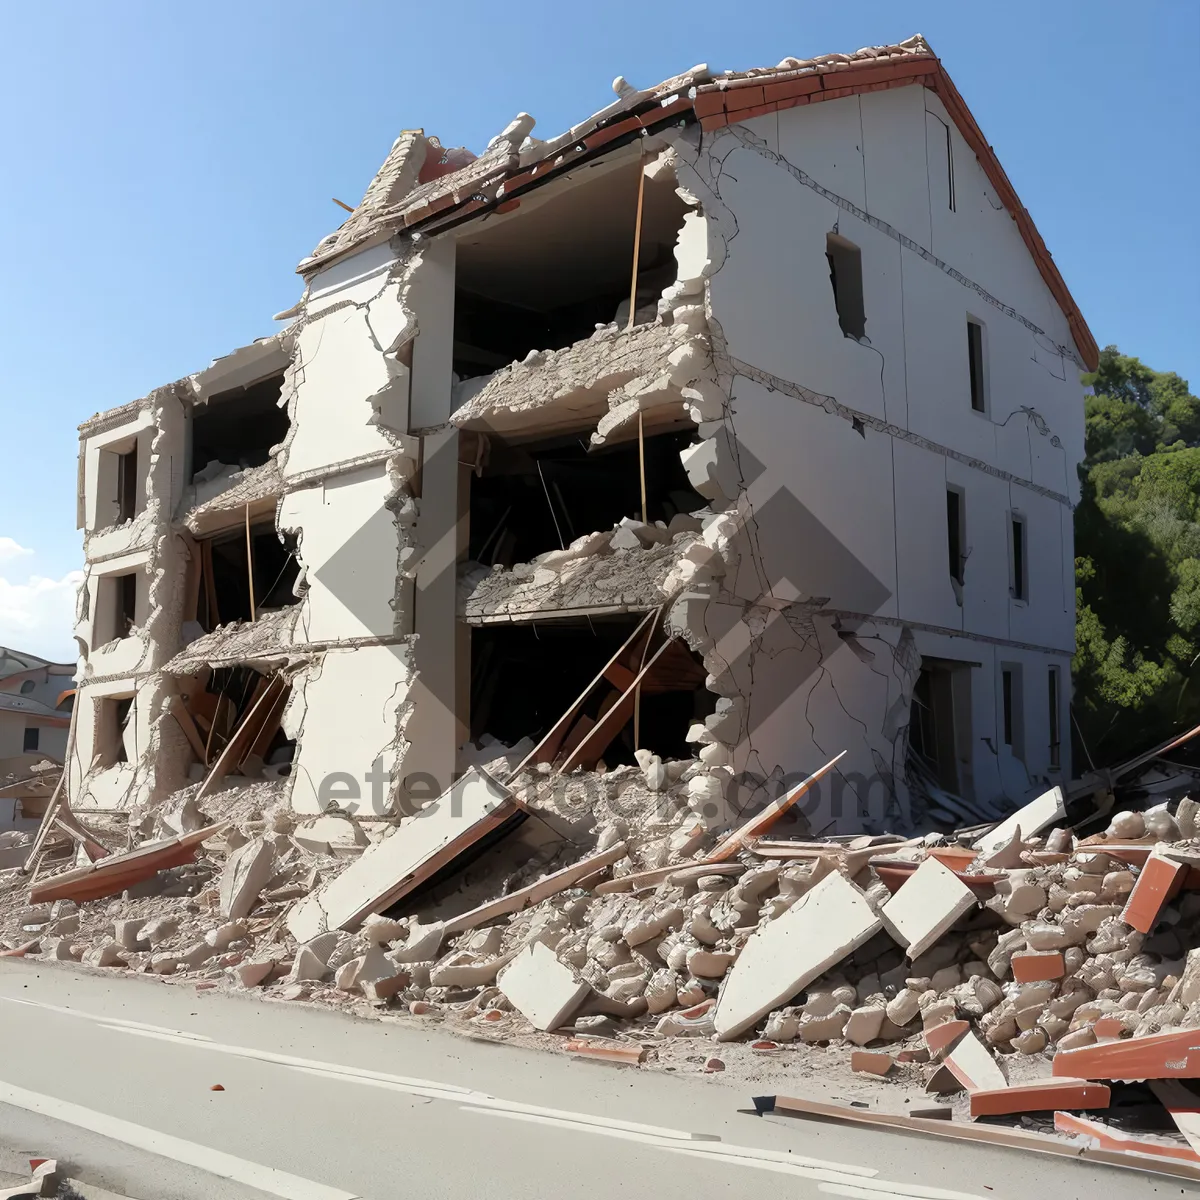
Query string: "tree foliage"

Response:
xmin=1073 ymin=346 xmax=1200 ymax=763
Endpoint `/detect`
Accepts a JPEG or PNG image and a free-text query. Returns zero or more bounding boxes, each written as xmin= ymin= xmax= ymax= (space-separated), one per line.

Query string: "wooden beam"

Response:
xmin=169 ymin=697 xmax=208 ymax=764
xmin=509 ymin=610 xmax=658 ymax=775
xmin=706 ymin=751 xmax=847 ymax=862
xmin=30 ymin=822 xmax=231 ymax=905
xmin=196 ymin=676 xmax=287 ymax=803
xmin=444 ymin=842 xmax=629 ymax=934
xmin=762 ymin=1093 xmax=1200 ymax=1182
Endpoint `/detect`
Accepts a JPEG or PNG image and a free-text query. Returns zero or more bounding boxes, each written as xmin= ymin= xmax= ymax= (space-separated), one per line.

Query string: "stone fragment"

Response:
xmin=141 ymin=917 xmax=178 ymax=945
xmin=235 ymin=959 xmax=275 ymax=988
xmin=499 ymin=942 xmax=590 ymax=1032
xmin=288 ymin=945 xmax=331 ymax=983
xmin=83 ymin=942 xmax=125 ymax=969
xmin=881 ymin=858 xmax=976 ymax=960
xmin=218 ymin=837 xmax=275 ymax=921
xmin=844 ymin=1004 xmax=886 ymax=1046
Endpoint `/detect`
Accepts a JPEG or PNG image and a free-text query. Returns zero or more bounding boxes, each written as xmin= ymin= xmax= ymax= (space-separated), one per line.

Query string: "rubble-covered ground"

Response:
xmin=4 ymin=755 xmax=1200 ymax=1133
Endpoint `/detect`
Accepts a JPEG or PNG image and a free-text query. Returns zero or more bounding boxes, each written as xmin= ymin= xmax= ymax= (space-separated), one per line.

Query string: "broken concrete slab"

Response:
xmin=714 ymin=871 xmax=882 ymax=1041
xmin=880 ymin=856 xmax=977 ymax=961
xmin=218 ymin=837 xmax=275 ymax=921
xmin=924 ymin=1021 xmax=1006 ymax=1092
xmin=498 ymin=941 xmax=591 ymax=1032
xmin=287 ymin=768 xmax=522 ymax=943
xmin=974 ymin=786 xmax=1065 ymax=856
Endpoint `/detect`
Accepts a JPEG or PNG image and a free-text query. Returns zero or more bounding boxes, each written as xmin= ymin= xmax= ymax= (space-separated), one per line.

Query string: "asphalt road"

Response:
xmin=0 ymin=960 xmax=1174 ymax=1200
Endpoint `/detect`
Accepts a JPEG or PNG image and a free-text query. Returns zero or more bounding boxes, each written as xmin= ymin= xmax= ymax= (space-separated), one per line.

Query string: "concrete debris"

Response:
xmin=498 ymin=941 xmax=591 ymax=1031
xmin=286 ymin=768 xmax=520 ymax=943
xmin=880 ymin=856 xmax=977 ymax=961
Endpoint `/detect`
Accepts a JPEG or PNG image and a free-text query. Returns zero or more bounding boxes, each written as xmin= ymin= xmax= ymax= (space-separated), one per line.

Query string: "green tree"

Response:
xmin=1073 ymin=348 xmax=1200 ymax=763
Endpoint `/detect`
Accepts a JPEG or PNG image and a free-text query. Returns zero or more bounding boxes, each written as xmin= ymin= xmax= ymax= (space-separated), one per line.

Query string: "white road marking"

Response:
xmin=0 ymin=1079 xmax=357 ymax=1200
xmin=0 ymin=994 xmax=215 ymax=1040
xmin=0 ymin=992 xmax=982 ymax=1198
xmin=467 ymin=1107 xmax=985 ymax=1198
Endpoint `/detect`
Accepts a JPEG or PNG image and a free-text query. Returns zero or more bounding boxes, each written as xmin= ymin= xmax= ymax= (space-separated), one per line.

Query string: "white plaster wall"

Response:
xmin=72 ymin=674 xmax=160 ymax=810
xmin=912 ymin=629 xmax=1071 ymax=800
xmin=407 ymin=236 xmax=456 ymax=432
xmin=693 ymin=82 xmax=1085 ymax=816
xmin=81 ymin=412 xmax=154 ymax=535
xmin=284 ymin=245 xmax=414 ymax=481
xmin=287 ymin=643 xmax=414 ymax=817
xmin=280 ymin=464 xmax=402 ymax=644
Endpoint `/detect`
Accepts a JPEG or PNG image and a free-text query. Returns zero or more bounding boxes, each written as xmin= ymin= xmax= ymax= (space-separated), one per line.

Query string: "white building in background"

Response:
xmin=68 ymin=35 xmax=1092 ymax=838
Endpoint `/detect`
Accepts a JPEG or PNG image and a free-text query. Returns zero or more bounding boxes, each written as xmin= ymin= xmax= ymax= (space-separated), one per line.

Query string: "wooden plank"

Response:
xmin=444 ymin=842 xmax=630 ymax=934
xmin=1055 ymin=1111 xmax=1200 ymax=1165
xmin=1053 ymin=1028 xmax=1200 ymax=1080
xmin=556 ymin=714 xmax=595 ymax=764
xmin=201 ymin=538 xmax=219 ymax=629
xmin=195 ymin=676 xmax=287 ymax=803
xmin=21 ymin=687 xmax=82 ymax=873
xmin=706 ymin=752 xmax=847 ymax=862
xmin=558 ymin=637 xmax=677 ymax=772
xmin=602 ymin=662 xmax=636 ymax=692
xmin=969 ymin=1078 xmax=1110 ymax=1118
xmin=563 ymin=1039 xmax=646 ymax=1065
xmin=51 ymin=810 xmax=112 ymax=861
xmin=169 ymin=698 xmax=209 ymax=764
xmin=242 ymin=683 xmax=291 ymax=766
xmin=29 ymin=822 xmax=231 ymax=905
xmin=510 ymin=610 xmax=657 ymax=774
xmin=183 ymin=537 xmax=202 ymax=623
xmin=762 ymin=1093 xmax=1200 ymax=1182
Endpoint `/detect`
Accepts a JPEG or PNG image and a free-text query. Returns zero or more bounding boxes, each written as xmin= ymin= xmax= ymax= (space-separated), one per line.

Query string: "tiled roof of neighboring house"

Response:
xmin=0 ymin=692 xmax=70 ymax=721
xmin=303 ymin=34 xmax=1097 ymax=371
xmin=0 ymin=647 xmax=51 ymax=679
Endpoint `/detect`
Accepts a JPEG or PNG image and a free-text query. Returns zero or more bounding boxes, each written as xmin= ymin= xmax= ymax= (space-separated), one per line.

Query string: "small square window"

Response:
xmin=22 ymin=726 xmax=39 ymax=752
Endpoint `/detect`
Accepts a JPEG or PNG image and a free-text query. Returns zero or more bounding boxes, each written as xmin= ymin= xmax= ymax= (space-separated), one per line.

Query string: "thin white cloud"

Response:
xmin=0 ymin=537 xmax=34 ymax=564
xmin=0 ymin=565 xmax=83 ymax=663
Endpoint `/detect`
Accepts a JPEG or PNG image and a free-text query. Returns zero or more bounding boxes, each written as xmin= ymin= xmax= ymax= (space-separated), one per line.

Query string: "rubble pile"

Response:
xmin=459 ymin=517 xmax=701 ymax=621
xmin=5 ymin=749 xmax=1200 ymax=1170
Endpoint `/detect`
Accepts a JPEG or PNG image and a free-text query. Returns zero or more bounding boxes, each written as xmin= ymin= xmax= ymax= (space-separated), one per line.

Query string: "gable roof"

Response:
xmin=303 ymin=34 xmax=1097 ymax=371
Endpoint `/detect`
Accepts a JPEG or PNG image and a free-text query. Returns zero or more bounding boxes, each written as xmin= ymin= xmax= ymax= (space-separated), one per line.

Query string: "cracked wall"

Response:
xmin=655 ymin=83 xmax=1083 ymax=832
xmin=276 ymin=239 xmax=431 ymax=817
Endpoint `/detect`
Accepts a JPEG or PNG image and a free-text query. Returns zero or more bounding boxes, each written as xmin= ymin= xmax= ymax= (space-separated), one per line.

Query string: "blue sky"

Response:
xmin=0 ymin=1 xmax=1196 ymax=660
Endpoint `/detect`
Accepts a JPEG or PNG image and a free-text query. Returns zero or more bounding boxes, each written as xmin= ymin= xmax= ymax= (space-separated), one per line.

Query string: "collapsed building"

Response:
xmin=13 ymin=36 xmax=1200 ymax=1176
xmin=68 ymin=33 xmax=1093 ymax=840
